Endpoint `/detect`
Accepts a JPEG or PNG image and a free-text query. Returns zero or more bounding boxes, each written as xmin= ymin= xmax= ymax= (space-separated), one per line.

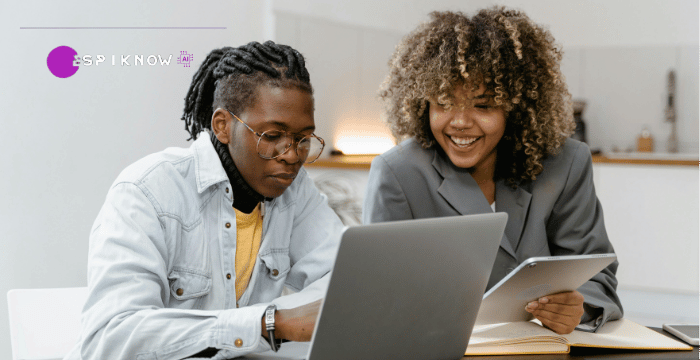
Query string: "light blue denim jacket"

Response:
xmin=64 ymin=133 xmax=344 ymax=360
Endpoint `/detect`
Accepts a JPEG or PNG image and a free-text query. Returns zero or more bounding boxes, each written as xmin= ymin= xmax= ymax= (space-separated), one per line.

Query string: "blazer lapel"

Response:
xmin=431 ymin=150 xmax=531 ymax=260
xmin=432 ymin=151 xmax=492 ymax=215
xmin=495 ymin=180 xmax=532 ymax=259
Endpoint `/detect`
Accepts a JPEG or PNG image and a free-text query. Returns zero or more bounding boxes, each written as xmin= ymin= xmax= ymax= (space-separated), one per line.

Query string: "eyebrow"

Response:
xmin=265 ymin=120 xmax=315 ymax=133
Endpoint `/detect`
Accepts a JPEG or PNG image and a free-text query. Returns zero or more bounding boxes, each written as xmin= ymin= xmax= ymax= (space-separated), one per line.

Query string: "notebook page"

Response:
xmin=564 ymin=318 xmax=693 ymax=350
xmin=467 ymin=322 xmax=568 ymax=354
xmin=468 ymin=321 xmax=566 ymax=346
xmin=465 ymin=342 xmax=568 ymax=355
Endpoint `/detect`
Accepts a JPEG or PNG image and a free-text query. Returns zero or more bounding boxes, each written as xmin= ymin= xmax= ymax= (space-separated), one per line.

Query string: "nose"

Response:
xmin=451 ymin=107 xmax=476 ymax=129
xmin=276 ymin=139 xmax=302 ymax=164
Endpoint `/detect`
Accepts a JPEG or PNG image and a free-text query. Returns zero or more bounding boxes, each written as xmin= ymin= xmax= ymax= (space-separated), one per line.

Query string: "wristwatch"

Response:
xmin=264 ymin=304 xmax=281 ymax=352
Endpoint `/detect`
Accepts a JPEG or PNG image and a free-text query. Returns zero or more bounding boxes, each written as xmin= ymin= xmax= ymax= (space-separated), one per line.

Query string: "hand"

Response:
xmin=262 ymin=299 xmax=322 ymax=342
xmin=525 ymin=291 xmax=585 ymax=334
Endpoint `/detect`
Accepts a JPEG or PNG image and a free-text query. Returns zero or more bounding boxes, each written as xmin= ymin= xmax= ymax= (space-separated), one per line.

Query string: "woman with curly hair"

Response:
xmin=363 ymin=7 xmax=622 ymax=335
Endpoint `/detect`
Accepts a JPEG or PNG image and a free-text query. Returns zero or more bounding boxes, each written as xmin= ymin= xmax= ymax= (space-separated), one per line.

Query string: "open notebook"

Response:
xmin=465 ymin=318 xmax=693 ymax=355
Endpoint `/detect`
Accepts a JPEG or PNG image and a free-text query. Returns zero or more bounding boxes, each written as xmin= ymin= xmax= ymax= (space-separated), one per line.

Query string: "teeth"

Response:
xmin=450 ymin=136 xmax=479 ymax=146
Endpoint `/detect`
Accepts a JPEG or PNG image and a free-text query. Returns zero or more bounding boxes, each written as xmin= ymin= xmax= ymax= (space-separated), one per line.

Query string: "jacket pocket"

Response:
xmin=259 ymin=251 xmax=291 ymax=281
xmin=167 ymin=267 xmax=212 ymax=309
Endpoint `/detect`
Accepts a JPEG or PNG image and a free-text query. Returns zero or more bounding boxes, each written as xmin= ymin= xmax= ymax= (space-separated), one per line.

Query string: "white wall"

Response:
xmin=502 ymin=0 xmax=700 ymax=154
xmin=272 ymin=0 xmax=492 ymax=33
xmin=490 ymin=0 xmax=699 ymax=47
xmin=274 ymin=12 xmax=405 ymax=154
xmin=272 ymin=0 xmax=699 ymax=46
xmin=1 ymin=1 xmax=268 ymax=357
xmin=560 ymin=45 xmax=699 ymax=154
xmin=593 ymin=164 xmax=699 ymax=292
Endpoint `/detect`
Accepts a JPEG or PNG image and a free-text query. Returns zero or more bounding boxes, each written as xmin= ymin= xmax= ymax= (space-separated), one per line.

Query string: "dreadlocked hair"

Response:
xmin=181 ymin=40 xmax=313 ymax=140
xmin=379 ymin=7 xmax=575 ymax=186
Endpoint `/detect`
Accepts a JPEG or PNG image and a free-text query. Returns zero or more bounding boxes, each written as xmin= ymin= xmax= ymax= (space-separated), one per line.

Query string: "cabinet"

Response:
xmin=591 ymin=163 xmax=698 ymax=293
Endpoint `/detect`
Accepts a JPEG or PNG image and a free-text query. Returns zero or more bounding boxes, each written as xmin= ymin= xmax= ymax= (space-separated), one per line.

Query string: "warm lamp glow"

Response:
xmin=335 ymin=135 xmax=396 ymax=155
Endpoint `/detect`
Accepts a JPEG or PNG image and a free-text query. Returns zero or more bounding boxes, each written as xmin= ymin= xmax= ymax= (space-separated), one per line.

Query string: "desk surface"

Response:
xmin=245 ymin=328 xmax=697 ymax=360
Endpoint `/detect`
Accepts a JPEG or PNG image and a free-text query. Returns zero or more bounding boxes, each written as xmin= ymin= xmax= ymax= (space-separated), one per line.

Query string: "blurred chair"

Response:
xmin=7 ymin=287 xmax=87 ymax=360
xmin=312 ymin=172 xmax=363 ymax=226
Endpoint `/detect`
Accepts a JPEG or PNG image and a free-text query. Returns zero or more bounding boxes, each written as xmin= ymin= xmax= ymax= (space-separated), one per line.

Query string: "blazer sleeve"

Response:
xmin=546 ymin=142 xmax=624 ymax=332
xmin=362 ymin=155 xmax=413 ymax=224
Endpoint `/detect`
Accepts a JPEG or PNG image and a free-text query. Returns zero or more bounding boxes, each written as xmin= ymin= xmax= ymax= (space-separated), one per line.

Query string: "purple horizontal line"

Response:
xmin=20 ymin=27 xmax=226 ymax=29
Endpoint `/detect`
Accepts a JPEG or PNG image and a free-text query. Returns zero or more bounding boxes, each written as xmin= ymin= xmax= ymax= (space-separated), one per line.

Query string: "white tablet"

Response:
xmin=475 ymin=253 xmax=617 ymax=325
xmin=662 ymin=324 xmax=700 ymax=346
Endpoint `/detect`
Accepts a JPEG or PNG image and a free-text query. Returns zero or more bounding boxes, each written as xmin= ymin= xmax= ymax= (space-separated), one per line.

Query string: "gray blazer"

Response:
xmin=363 ymin=137 xmax=623 ymax=331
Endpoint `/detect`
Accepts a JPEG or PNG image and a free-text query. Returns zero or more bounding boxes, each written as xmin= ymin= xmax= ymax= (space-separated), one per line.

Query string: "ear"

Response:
xmin=211 ymin=108 xmax=231 ymax=144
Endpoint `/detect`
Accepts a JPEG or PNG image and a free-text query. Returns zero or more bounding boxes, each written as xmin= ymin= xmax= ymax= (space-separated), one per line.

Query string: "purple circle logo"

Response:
xmin=47 ymin=46 xmax=79 ymax=78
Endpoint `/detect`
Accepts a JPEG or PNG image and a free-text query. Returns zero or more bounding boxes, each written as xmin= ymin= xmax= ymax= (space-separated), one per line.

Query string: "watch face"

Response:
xmin=265 ymin=306 xmax=276 ymax=326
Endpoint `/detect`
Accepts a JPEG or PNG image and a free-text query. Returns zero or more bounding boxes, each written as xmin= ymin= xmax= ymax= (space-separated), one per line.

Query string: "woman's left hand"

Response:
xmin=525 ymin=291 xmax=585 ymax=334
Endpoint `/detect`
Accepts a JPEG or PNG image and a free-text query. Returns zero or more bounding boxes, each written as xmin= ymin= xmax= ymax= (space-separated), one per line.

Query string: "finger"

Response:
xmin=537 ymin=314 xmax=576 ymax=335
xmin=531 ymin=307 xmax=583 ymax=324
xmin=531 ymin=302 xmax=585 ymax=317
xmin=531 ymin=309 xmax=580 ymax=333
xmin=539 ymin=291 xmax=584 ymax=305
xmin=525 ymin=299 xmax=574 ymax=312
xmin=532 ymin=305 xmax=581 ymax=322
xmin=525 ymin=300 xmax=544 ymax=312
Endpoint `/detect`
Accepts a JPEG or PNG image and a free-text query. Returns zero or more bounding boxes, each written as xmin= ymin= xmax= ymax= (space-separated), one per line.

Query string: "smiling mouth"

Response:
xmin=449 ymin=135 xmax=480 ymax=147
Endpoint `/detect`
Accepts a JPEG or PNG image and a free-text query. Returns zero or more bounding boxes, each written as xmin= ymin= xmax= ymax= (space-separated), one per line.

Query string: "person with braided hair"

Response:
xmin=64 ymin=41 xmax=344 ymax=360
xmin=364 ymin=7 xmax=622 ymax=335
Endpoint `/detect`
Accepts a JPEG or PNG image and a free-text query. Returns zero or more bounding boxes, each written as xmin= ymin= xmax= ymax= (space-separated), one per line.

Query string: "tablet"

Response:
xmin=475 ymin=253 xmax=617 ymax=325
xmin=662 ymin=324 xmax=699 ymax=346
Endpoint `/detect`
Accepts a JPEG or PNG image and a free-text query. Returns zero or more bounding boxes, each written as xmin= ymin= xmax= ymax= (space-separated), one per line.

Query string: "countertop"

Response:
xmin=306 ymin=153 xmax=699 ymax=169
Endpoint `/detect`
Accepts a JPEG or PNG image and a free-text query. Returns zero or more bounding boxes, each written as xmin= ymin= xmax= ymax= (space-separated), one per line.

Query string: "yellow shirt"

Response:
xmin=234 ymin=204 xmax=263 ymax=301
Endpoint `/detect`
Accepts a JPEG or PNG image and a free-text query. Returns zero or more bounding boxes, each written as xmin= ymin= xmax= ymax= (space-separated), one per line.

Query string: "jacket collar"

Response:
xmin=431 ymin=149 xmax=531 ymax=259
xmin=192 ymin=132 xmax=230 ymax=194
xmin=432 ymin=150 xmax=492 ymax=215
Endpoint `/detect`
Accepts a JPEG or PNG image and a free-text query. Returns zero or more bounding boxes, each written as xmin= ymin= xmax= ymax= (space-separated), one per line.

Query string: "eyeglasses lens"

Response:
xmin=258 ymin=131 xmax=323 ymax=163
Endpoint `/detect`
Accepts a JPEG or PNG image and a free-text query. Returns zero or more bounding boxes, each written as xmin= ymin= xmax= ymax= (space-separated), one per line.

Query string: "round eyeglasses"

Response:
xmin=227 ymin=110 xmax=325 ymax=164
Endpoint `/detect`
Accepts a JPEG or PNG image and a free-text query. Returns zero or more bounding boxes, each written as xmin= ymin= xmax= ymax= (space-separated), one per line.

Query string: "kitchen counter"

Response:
xmin=592 ymin=152 xmax=698 ymax=166
xmin=307 ymin=153 xmax=698 ymax=169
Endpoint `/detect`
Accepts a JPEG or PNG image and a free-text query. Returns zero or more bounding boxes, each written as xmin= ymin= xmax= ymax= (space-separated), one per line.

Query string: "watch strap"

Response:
xmin=264 ymin=305 xmax=280 ymax=352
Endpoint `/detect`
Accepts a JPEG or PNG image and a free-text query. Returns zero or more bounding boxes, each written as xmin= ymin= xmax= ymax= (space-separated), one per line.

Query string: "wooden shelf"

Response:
xmin=306 ymin=155 xmax=375 ymax=169
xmin=306 ymin=154 xmax=698 ymax=169
xmin=591 ymin=154 xmax=698 ymax=167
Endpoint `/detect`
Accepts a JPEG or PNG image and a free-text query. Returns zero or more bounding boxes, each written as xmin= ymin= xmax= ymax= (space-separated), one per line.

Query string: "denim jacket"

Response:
xmin=64 ymin=133 xmax=344 ymax=360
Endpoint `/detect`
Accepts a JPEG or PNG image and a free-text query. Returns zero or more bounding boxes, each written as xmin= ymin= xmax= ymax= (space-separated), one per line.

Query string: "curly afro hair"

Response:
xmin=379 ymin=7 xmax=575 ymax=186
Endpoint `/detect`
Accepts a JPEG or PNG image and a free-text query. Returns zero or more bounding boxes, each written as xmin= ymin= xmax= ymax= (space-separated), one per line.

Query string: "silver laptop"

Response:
xmin=246 ymin=213 xmax=508 ymax=360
